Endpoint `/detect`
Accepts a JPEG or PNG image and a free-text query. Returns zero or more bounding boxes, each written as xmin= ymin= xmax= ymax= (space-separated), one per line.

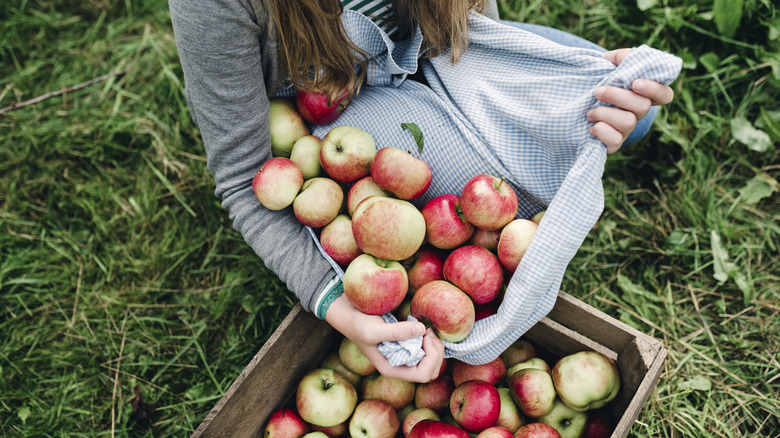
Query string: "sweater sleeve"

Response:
xmin=168 ymin=0 xmax=336 ymax=312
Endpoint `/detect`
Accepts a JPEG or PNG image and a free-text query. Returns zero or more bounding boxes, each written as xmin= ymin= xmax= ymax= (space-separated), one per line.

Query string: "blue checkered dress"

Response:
xmin=302 ymin=10 xmax=682 ymax=366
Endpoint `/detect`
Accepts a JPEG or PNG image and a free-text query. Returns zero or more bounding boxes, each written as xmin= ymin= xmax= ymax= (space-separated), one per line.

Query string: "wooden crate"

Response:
xmin=192 ymin=290 xmax=667 ymax=438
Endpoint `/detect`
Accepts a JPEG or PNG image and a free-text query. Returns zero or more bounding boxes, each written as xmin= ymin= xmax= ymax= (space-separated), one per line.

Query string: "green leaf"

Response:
xmin=637 ymin=0 xmax=658 ymax=11
xmin=18 ymin=406 xmax=30 ymax=424
xmin=739 ymin=176 xmax=774 ymax=205
xmin=699 ymin=52 xmax=720 ymax=73
xmin=617 ymin=274 xmax=662 ymax=302
xmin=713 ymin=0 xmax=743 ymax=38
xmin=710 ymin=230 xmax=734 ymax=284
xmin=730 ymin=116 xmax=773 ymax=153
xmin=401 ymin=122 xmax=425 ymax=153
xmin=680 ymin=375 xmax=712 ymax=392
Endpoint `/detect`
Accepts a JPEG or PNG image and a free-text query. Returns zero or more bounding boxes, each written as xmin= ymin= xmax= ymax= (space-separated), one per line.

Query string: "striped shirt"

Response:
xmin=341 ymin=0 xmax=399 ymax=37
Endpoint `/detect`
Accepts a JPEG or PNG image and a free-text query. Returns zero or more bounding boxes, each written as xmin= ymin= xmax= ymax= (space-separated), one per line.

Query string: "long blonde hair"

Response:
xmin=265 ymin=0 xmax=485 ymax=99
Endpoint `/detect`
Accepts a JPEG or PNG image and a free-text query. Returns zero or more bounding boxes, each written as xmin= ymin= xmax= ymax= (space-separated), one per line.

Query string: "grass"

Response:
xmin=1 ymin=0 xmax=778 ymax=436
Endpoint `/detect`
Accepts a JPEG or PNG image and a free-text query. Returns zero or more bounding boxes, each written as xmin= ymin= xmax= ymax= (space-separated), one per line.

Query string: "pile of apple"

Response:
xmin=265 ymin=336 xmax=620 ymax=438
xmin=254 ymin=97 xmax=544 ymax=343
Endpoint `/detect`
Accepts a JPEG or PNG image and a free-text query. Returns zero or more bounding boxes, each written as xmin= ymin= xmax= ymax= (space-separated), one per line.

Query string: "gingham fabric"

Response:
xmin=303 ymin=10 xmax=682 ymax=366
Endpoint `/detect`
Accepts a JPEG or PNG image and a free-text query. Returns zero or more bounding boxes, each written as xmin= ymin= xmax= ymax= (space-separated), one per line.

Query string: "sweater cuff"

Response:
xmin=314 ymin=275 xmax=344 ymax=320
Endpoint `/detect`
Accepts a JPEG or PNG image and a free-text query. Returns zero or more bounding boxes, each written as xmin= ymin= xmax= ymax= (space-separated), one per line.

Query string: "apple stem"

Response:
xmin=496 ymin=176 xmax=506 ymax=190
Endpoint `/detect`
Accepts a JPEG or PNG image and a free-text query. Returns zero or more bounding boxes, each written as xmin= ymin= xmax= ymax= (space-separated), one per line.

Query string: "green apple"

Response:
xmin=551 ymin=351 xmax=620 ymax=412
xmin=269 ymin=98 xmax=310 ymax=158
xmin=536 ymin=398 xmax=588 ymax=438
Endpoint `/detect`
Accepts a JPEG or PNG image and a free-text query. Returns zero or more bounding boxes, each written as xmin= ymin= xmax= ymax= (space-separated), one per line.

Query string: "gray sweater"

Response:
xmin=168 ymin=0 xmax=500 ymax=313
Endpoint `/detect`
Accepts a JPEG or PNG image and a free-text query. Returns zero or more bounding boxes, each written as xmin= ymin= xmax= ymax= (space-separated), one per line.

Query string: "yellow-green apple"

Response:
xmin=293 ymin=177 xmax=344 ymax=228
xmin=530 ymin=210 xmax=546 ymax=225
xmin=361 ymin=374 xmax=416 ymax=410
xmin=460 ymin=175 xmax=518 ymax=231
xmin=451 ymin=357 xmax=506 ymax=387
xmin=264 ymin=408 xmax=310 ymax=438
xmin=338 ymin=337 xmax=376 ymax=376
xmin=496 ymin=387 xmax=525 ymax=432
xmin=398 ymin=404 xmax=416 ymax=424
xmin=507 ymin=358 xmax=551 ymax=379
xmin=551 ymin=351 xmax=620 ymax=412
xmin=269 ymin=98 xmax=310 ymax=158
xmin=421 ymin=194 xmax=475 ymax=249
xmin=513 ymin=423 xmax=561 ymax=438
xmin=476 ymin=427 xmax=515 ymax=438
xmin=469 ymin=228 xmax=502 ymax=252
xmin=497 ymin=219 xmax=538 ymax=272
xmin=443 ymin=245 xmax=504 ymax=305
xmin=252 ymin=157 xmax=304 ymax=210
xmin=319 ymin=214 xmax=362 ymax=267
xmin=507 ymin=368 xmax=556 ymax=418
xmin=402 ymin=245 xmax=447 ymax=294
xmin=311 ymin=420 xmax=349 ymax=438
xmin=414 ymin=375 xmax=455 ymax=414
xmin=410 ymin=280 xmax=475 ymax=343
xmin=347 ymin=176 xmax=393 ymax=216
xmin=402 ymin=408 xmax=441 ymax=438
xmin=500 ymin=339 xmax=537 ymax=369
xmin=449 ymin=380 xmax=501 ymax=433
xmin=394 ymin=297 xmax=412 ymax=322
xmin=290 ymin=135 xmax=324 ymax=179
xmin=581 ymin=409 xmax=613 ymax=438
xmin=321 ymin=350 xmax=363 ymax=387
xmin=536 ymin=399 xmax=587 ymax=438
xmin=302 ymin=432 xmax=330 ymax=438
xmin=296 ymin=368 xmax=358 ymax=427
xmin=343 ymin=254 xmax=409 ymax=315
xmin=408 ymin=420 xmax=470 ymax=438
xmin=370 ymin=147 xmax=432 ymax=200
xmin=320 ymin=125 xmax=376 ymax=183
xmin=296 ymin=87 xmax=352 ymax=125
xmin=352 ymin=196 xmax=426 ymax=261
xmin=349 ymin=399 xmax=400 ymax=438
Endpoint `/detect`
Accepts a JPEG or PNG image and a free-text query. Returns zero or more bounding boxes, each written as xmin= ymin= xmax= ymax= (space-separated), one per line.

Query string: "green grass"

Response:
xmin=1 ymin=0 xmax=778 ymax=436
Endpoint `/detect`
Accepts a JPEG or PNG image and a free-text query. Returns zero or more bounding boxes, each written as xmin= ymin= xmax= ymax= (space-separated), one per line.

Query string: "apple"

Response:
xmin=530 ymin=210 xmax=546 ymax=225
xmin=320 ymin=350 xmax=363 ymax=387
xmin=319 ymin=125 xmax=376 ymax=183
xmin=536 ymin=399 xmax=588 ymax=438
xmin=507 ymin=368 xmax=556 ymax=419
xmin=551 ymin=351 xmax=620 ymax=412
xmin=296 ymin=368 xmax=358 ymax=427
xmin=507 ymin=358 xmax=551 ymax=379
xmin=581 ymin=409 xmax=613 ymax=438
xmin=497 ymin=219 xmax=538 ymax=272
xmin=475 ymin=300 xmax=500 ymax=321
xmin=338 ymin=337 xmax=377 ymax=376
xmin=421 ymin=194 xmax=475 ymax=250
xmin=264 ymin=408 xmax=310 ymax=438
xmin=451 ymin=356 xmax=506 ymax=387
xmin=290 ymin=135 xmax=324 ymax=179
xmin=512 ymin=423 xmax=561 ymax=438
xmin=500 ymin=339 xmax=537 ymax=369
xmin=394 ymin=297 xmax=412 ymax=322
xmin=402 ymin=245 xmax=447 ymax=294
xmin=476 ymin=427 xmax=515 ymax=438
xmin=293 ymin=177 xmax=344 ymax=228
xmin=450 ymin=380 xmax=501 ymax=433
xmin=443 ymin=245 xmax=504 ymax=305
xmin=311 ymin=420 xmax=349 ymax=438
xmin=469 ymin=228 xmax=502 ymax=252
xmin=269 ymin=98 xmax=311 ymax=158
xmin=296 ymin=87 xmax=352 ymax=125
xmin=370 ymin=147 xmax=433 ymax=200
xmin=349 ymin=399 xmax=400 ymax=438
xmin=402 ymin=408 xmax=441 ymax=438
xmin=343 ymin=253 xmax=409 ymax=315
xmin=346 ymin=176 xmax=393 ymax=216
xmin=352 ymin=196 xmax=426 ymax=261
xmin=361 ymin=374 xmax=417 ymax=410
xmin=319 ymin=214 xmax=362 ymax=267
xmin=302 ymin=432 xmax=330 ymax=438
xmin=408 ymin=419 xmax=470 ymax=438
xmin=414 ymin=375 xmax=455 ymax=414
xmin=252 ymin=157 xmax=304 ymax=210
xmin=460 ymin=174 xmax=518 ymax=231
xmin=410 ymin=280 xmax=475 ymax=343
xmin=496 ymin=387 xmax=525 ymax=432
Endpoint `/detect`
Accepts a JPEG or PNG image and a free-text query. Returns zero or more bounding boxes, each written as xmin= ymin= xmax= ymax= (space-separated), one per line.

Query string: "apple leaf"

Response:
xmin=401 ymin=122 xmax=425 ymax=153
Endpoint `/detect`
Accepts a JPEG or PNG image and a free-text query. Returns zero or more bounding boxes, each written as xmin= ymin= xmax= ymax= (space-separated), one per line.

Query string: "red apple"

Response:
xmin=338 ymin=337 xmax=376 ymax=376
xmin=264 ymin=408 xmax=310 ymax=438
xmin=460 ymin=175 xmax=518 ymax=231
xmin=507 ymin=368 xmax=556 ymax=418
xmin=320 ymin=125 xmax=376 ymax=183
xmin=421 ymin=194 xmax=475 ymax=249
xmin=346 ymin=176 xmax=393 ymax=216
xmin=497 ymin=219 xmax=538 ymax=272
xmin=582 ymin=409 xmax=613 ymax=438
xmin=476 ymin=427 xmax=515 ymax=438
xmin=269 ymin=98 xmax=311 ymax=158
xmin=551 ymin=351 xmax=620 ymax=412
xmin=513 ymin=423 xmax=561 ymax=438
xmin=443 ymin=245 xmax=504 ymax=305
xmin=450 ymin=380 xmax=501 ymax=433
xmin=290 ymin=134 xmax=324 ymax=179
xmin=293 ymin=177 xmax=344 ymax=228
xmin=408 ymin=420 xmax=470 ymax=438
xmin=475 ymin=300 xmax=500 ymax=321
xmin=402 ymin=245 xmax=447 ymax=294
xmin=311 ymin=420 xmax=349 ymax=438
xmin=349 ymin=399 xmax=400 ymax=438
xmin=414 ymin=375 xmax=455 ymax=414
xmin=361 ymin=374 xmax=416 ymax=410
xmin=451 ymin=356 xmax=507 ymax=387
xmin=469 ymin=228 xmax=502 ymax=252
xmin=296 ymin=88 xmax=352 ymax=125
xmin=319 ymin=214 xmax=362 ymax=267
xmin=252 ymin=157 xmax=304 ymax=210
xmin=343 ymin=253 xmax=409 ymax=315
xmin=410 ymin=280 xmax=475 ymax=343
xmin=370 ymin=147 xmax=433 ymax=200
xmin=296 ymin=368 xmax=358 ymax=427
xmin=352 ymin=196 xmax=426 ymax=261
xmin=496 ymin=387 xmax=525 ymax=432
xmin=402 ymin=408 xmax=441 ymax=438
xmin=500 ymin=339 xmax=537 ymax=369
xmin=320 ymin=350 xmax=363 ymax=388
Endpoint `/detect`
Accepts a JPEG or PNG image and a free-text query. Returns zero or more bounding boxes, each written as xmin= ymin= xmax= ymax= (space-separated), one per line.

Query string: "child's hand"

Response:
xmin=588 ymin=48 xmax=676 ymax=153
xmin=325 ymin=294 xmax=445 ymax=383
